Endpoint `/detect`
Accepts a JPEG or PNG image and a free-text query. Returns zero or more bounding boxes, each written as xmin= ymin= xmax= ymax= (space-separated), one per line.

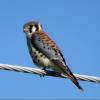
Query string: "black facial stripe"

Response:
xmin=29 ymin=25 xmax=33 ymax=33
xmin=34 ymin=24 xmax=39 ymax=31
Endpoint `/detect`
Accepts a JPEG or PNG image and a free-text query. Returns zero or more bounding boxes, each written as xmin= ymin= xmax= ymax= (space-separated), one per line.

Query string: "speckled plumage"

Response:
xmin=23 ymin=21 xmax=83 ymax=90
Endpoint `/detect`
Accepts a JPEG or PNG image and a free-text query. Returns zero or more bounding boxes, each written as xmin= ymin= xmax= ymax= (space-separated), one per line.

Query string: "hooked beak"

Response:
xmin=23 ymin=28 xmax=28 ymax=33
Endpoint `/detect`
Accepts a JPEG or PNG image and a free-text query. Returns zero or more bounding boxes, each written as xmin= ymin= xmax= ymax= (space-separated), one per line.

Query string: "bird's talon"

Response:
xmin=40 ymin=74 xmax=45 ymax=77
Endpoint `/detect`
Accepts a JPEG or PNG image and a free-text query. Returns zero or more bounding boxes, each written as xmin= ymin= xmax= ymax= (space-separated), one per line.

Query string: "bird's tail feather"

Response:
xmin=64 ymin=72 xmax=83 ymax=91
xmin=51 ymin=60 xmax=83 ymax=90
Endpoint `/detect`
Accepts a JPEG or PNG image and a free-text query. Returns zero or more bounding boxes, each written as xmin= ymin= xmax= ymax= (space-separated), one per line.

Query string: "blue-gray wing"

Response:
xmin=31 ymin=32 xmax=66 ymax=66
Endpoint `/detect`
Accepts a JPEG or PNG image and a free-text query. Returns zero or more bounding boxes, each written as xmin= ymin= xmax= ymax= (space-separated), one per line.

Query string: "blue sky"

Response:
xmin=0 ymin=0 xmax=100 ymax=99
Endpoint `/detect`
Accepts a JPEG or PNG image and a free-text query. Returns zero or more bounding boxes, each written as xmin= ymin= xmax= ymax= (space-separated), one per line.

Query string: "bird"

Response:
xmin=23 ymin=20 xmax=83 ymax=90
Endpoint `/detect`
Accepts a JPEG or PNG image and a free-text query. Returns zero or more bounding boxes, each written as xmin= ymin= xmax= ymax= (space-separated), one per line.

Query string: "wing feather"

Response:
xmin=31 ymin=32 xmax=65 ymax=63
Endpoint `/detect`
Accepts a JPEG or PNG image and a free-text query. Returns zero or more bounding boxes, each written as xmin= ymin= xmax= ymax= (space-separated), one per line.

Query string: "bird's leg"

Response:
xmin=42 ymin=67 xmax=46 ymax=70
xmin=40 ymin=67 xmax=46 ymax=77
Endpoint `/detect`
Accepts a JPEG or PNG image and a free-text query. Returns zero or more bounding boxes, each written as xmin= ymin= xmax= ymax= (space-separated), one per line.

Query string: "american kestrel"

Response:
xmin=23 ymin=21 xmax=83 ymax=90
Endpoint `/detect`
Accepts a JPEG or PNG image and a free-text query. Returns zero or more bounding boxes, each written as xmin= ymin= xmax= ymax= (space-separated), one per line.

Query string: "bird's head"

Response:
xmin=23 ymin=21 xmax=43 ymax=37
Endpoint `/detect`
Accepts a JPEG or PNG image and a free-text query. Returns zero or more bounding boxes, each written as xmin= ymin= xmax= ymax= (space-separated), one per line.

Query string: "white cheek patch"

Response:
xmin=32 ymin=27 xmax=36 ymax=32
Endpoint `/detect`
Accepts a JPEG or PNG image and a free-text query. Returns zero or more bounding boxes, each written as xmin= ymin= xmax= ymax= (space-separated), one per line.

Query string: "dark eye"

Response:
xmin=29 ymin=25 xmax=33 ymax=32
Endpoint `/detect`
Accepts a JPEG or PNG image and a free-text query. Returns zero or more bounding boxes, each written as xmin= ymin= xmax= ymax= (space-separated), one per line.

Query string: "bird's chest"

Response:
xmin=27 ymin=40 xmax=53 ymax=67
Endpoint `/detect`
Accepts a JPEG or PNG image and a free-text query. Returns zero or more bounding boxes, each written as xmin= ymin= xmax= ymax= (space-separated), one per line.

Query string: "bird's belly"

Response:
xmin=31 ymin=48 xmax=55 ymax=69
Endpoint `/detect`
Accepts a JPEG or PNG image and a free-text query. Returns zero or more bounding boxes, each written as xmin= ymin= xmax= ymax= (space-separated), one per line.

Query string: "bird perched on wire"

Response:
xmin=23 ymin=20 xmax=83 ymax=90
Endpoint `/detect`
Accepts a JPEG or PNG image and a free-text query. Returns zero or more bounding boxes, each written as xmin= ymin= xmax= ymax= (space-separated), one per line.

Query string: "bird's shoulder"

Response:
xmin=32 ymin=31 xmax=60 ymax=53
